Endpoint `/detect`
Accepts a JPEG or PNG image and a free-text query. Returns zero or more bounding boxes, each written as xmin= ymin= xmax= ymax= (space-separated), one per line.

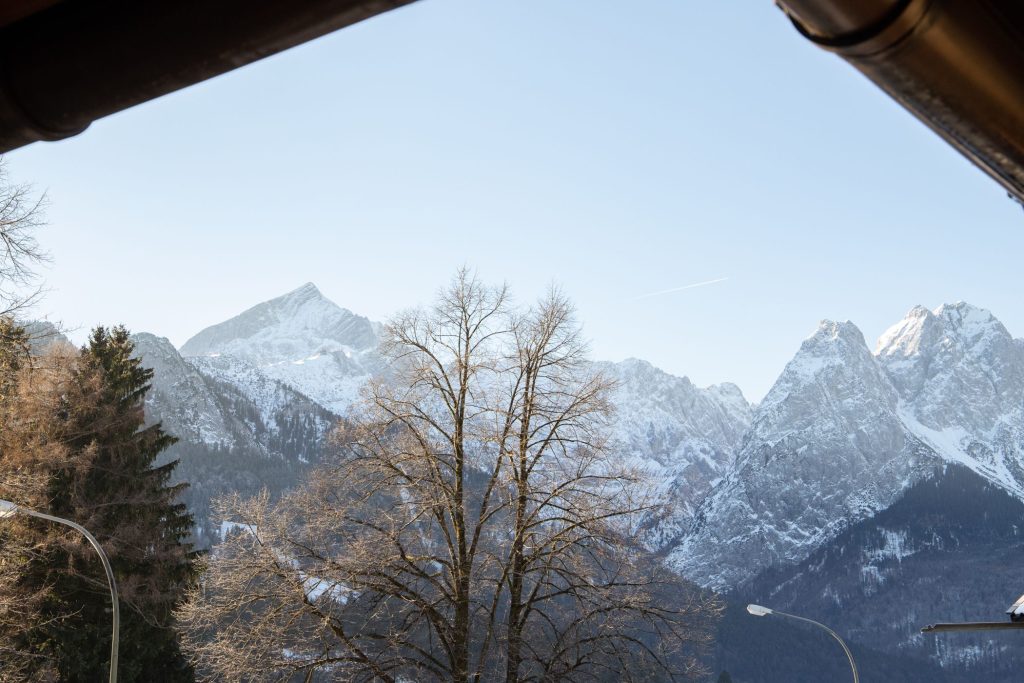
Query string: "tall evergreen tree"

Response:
xmin=31 ymin=326 xmax=199 ymax=682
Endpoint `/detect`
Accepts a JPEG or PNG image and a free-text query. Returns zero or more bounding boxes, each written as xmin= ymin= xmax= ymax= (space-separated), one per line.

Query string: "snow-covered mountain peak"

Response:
xmin=611 ymin=358 xmax=696 ymax=390
xmin=794 ymin=319 xmax=870 ymax=367
xmin=134 ymin=331 xmax=176 ymax=354
xmin=933 ymin=301 xmax=1007 ymax=347
xmin=760 ymin=318 xmax=884 ymax=416
xmin=877 ymin=302 xmax=1008 ymax=361
xmin=669 ymin=315 xmax=921 ymax=588
xmin=935 ymin=300 xmax=995 ymax=324
xmin=180 ymin=284 xmax=379 ymax=362
xmin=178 ymin=285 xmax=383 ymax=415
xmin=672 ymin=302 xmax=1024 ymax=590
xmin=875 ymin=305 xmax=935 ymax=358
xmin=807 ymin=318 xmax=865 ymax=344
xmin=875 ymin=302 xmax=1019 ymax=400
xmin=706 ymin=381 xmax=748 ymax=410
xmin=272 ymin=281 xmax=328 ymax=311
xmin=874 ymin=303 xmax=1024 ymax=493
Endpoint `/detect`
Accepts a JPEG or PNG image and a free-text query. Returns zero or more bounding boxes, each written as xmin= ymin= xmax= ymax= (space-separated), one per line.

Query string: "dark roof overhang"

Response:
xmin=4 ymin=0 xmax=1024 ymax=207
xmin=0 ymin=0 xmax=416 ymax=153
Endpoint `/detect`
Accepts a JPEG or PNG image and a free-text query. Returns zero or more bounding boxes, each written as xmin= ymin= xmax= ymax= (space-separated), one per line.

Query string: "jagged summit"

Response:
xmin=613 ymin=358 xmax=697 ymax=390
xmin=276 ymin=280 xmax=327 ymax=307
xmin=671 ymin=302 xmax=1024 ymax=590
xmin=875 ymin=302 xmax=1024 ymax=496
xmin=876 ymin=302 xmax=1005 ymax=359
xmin=875 ymin=305 xmax=935 ymax=358
xmin=796 ymin=320 xmax=870 ymax=369
xmin=671 ymin=312 xmax=916 ymax=589
xmin=758 ymin=318 xmax=884 ymax=417
xmin=808 ymin=318 xmax=864 ymax=340
xmin=290 ymin=281 xmax=321 ymax=296
xmin=934 ymin=300 xmax=1002 ymax=334
xmin=180 ymin=283 xmax=378 ymax=361
xmin=613 ymin=358 xmax=750 ymax=405
xmin=178 ymin=284 xmax=382 ymax=414
xmin=875 ymin=301 xmax=1020 ymax=409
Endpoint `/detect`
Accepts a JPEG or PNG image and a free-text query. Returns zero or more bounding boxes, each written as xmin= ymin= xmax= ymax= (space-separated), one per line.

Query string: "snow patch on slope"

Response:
xmin=180 ymin=283 xmax=382 ymax=415
xmin=671 ymin=302 xmax=1024 ymax=591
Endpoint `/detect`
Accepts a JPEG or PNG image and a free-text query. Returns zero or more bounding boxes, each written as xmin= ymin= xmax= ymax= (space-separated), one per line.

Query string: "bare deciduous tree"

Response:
xmin=0 ymin=161 xmax=49 ymax=318
xmin=0 ymin=341 xmax=83 ymax=682
xmin=180 ymin=270 xmax=720 ymax=682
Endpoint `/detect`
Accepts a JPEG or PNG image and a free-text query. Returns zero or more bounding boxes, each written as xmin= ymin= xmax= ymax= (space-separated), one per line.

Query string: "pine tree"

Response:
xmin=33 ymin=326 xmax=199 ymax=682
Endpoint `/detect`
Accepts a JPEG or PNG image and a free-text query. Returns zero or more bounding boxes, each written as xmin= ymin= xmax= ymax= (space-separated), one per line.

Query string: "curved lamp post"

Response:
xmin=0 ymin=499 xmax=119 ymax=683
xmin=747 ymin=604 xmax=859 ymax=683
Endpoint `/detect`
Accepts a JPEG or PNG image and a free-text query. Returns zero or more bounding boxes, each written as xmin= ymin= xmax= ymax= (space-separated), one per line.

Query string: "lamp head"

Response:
xmin=0 ymin=499 xmax=19 ymax=519
xmin=747 ymin=604 xmax=773 ymax=617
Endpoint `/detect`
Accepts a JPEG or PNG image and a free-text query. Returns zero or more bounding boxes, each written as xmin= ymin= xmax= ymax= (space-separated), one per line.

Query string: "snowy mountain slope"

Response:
xmin=176 ymin=286 xmax=751 ymax=505
xmin=669 ymin=320 xmax=937 ymax=589
xmin=670 ymin=303 xmax=1024 ymax=591
xmin=877 ymin=302 xmax=1024 ymax=496
xmin=155 ymin=285 xmax=755 ymax=548
xmin=598 ymin=359 xmax=752 ymax=546
xmin=132 ymin=333 xmax=238 ymax=447
xmin=188 ymin=352 xmax=335 ymax=437
xmin=133 ymin=332 xmax=339 ymax=544
xmin=180 ymin=283 xmax=382 ymax=414
xmin=134 ymin=332 xmax=337 ymax=458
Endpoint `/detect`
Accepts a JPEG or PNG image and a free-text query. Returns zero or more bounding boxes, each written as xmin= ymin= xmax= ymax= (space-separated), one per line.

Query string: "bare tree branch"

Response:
xmin=180 ymin=271 xmax=720 ymax=682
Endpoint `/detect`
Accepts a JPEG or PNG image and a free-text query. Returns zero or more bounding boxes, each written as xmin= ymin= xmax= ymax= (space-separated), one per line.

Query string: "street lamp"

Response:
xmin=920 ymin=591 xmax=1024 ymax=633
xmin=0 ymin=499 xmax=119 ymax=683
xmin=746 ymin=604 xmax=859 ymax=683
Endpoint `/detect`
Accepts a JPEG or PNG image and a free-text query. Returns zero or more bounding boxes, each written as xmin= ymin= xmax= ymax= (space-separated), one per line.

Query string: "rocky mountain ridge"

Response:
xmin=131 ymin=284 xmax=755 ymax=543
xmin=36 ymin=288 xmax=1024 ymax=602
xmin=33 ymin=287 xmax=1024 ymax=677
xmin=179 ymin=283 xmax=382 ymax=415
xmin=36 ymin=288 xmax=1022 ymax=679
xmin=671 ymin=302 xmax=1024 ymax=590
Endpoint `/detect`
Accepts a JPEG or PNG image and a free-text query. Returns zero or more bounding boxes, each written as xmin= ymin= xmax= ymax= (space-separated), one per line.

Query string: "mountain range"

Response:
xmin=115 ymin=284 xmax=1024 ymax=680
xmin=673 ymin=302 xmax=1024 ymax=586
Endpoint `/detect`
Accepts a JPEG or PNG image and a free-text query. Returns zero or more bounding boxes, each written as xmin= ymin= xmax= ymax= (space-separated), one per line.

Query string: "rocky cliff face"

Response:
xmin=598 ymin=358 xmax=753 ymax=547
xmin=668 ymin=320 xmax=936 ymax=588
xmin=131 ymin=329 xmax=338 ymax=544
xmin=133 ymin=332 xmax=335 ymax=458
xmin=133 ymin=332 xmax=238 ymax=448
xmin=876 ymin=302 xmax=1024 ymax=495
xmin=669 ymin=303 xmax=1024 ymax=591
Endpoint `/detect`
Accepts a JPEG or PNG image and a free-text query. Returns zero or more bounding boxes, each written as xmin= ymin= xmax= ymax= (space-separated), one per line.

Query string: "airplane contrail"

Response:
xmin=631 ymin=277 xmax=729 ymax=301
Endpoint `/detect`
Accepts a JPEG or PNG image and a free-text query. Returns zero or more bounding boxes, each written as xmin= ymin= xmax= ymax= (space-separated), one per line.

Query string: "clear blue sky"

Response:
xmin=6 ymin=0 xmax=1023 ymax=401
